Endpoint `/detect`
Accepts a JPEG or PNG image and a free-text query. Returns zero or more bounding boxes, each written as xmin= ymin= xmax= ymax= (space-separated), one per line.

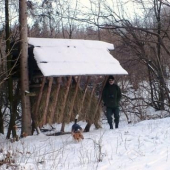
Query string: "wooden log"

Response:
xmin=46 ymin=131 xmax=71 ymax=136
xmin=41 ymin=77 xmax=53 ymax=126
xmin=25 ymin=92 xmax=36 ymax=96
xmin=60 ymin=76 xmax=72 ymax=132
xmin=30 ymin=84 xmax=42 ymax=88
xmin=49 ymin=77 xmax=61 ymax=123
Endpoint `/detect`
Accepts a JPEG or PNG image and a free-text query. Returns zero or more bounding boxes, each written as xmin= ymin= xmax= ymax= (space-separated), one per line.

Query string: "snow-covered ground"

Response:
xmin=1 ymin=115 xmax=170 ymax=170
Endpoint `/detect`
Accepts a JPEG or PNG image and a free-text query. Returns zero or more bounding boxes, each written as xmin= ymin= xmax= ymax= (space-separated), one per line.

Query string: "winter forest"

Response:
xmin=1 ymin=0 xmax=170 ymax=169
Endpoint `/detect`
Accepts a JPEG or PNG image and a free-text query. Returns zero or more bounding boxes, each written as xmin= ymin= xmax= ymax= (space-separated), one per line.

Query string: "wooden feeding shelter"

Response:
xmin=27 ymin=37 xmax=128 ymax=132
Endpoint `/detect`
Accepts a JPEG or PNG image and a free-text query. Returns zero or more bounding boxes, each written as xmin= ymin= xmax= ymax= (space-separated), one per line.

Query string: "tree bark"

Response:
xmin=0 ymin=106 xmax=4 ymax=134
xmin=5 ymin=0 xmax=17 ymax=139
xmin=19 ymin=0 xmax=32 ymax=136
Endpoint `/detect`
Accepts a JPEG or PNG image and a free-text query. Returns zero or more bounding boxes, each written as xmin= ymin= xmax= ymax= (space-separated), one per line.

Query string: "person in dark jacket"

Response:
xmin=102 ymin=76 xmax=122 ymax=129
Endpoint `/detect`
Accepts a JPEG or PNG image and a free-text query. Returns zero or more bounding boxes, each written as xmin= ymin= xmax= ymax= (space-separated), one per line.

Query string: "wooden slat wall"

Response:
xmin=32 ymin=75 xmax=107 ymax=133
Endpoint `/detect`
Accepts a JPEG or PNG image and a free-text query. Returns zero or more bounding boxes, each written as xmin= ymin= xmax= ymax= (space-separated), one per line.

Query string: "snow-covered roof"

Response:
xmin=28 ymin=37 xmax=128 ymax=77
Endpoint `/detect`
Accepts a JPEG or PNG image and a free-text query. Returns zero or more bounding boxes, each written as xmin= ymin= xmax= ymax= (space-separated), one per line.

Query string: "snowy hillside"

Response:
xmin=0 ymin=116 xmax=170 ymax=170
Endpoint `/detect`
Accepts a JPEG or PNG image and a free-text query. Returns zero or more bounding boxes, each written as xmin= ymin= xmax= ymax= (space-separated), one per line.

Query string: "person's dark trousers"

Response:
xmin=106 ymin=107 xmax=120 ymax=129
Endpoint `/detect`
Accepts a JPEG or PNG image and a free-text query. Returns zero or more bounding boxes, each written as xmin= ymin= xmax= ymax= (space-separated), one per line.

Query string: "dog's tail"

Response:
xmin=74 ymin=114 xmax=79 ymax=124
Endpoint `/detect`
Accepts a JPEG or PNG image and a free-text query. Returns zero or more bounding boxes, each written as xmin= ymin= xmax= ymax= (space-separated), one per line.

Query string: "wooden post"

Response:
xmin=34 ymin=77 xmax=46 ymax=120
xmin=41 ymin=77 xmax=53 ymax=126
xmin=78 ymin=76 xmax=91 ymax=115
xmin=32 ymin=77 xmax=46 ymax=134
xmin=84 ymin=77 xmax=99 ymax=132
xmin=93 ymin=76 xmax=108 ymax=128
xmin=68 ymin=76 xmax=81 ymax=121
xmin=60 ymin=76 xmax=72 ymax=132
xmin=50 ymin=77 xmax=61 ymax=123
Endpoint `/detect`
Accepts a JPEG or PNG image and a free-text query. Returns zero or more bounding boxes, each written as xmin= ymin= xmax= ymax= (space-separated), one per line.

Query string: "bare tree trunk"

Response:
xmin=19 ymin=0 xmax=32 ymax=136
xmin=154 ymin=0 xmax=164 ymax=110
xmin=5 ymin=0 xmax=17 ymax=139
xmin=0 ymin=106 xmax=4 ymax=134
xmin=7 ymin=83 xmax=20 ymax=138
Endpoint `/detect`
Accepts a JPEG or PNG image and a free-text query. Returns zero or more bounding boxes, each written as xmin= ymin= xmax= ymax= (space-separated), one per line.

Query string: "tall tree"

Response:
xmin=19 ymin=0 xmax=32 ymax=136
xmin=5 ymin=0 xmax=17 ymax=139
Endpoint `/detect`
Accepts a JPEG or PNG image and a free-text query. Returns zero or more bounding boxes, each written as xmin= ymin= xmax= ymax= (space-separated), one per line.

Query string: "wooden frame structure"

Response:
xmin=26 ymin=38 xmax=128 ymax=133
xmin=11 ymin=38 xmax=128 ymax=134
xmin=30 ymin=75 xmax=108 ymax=133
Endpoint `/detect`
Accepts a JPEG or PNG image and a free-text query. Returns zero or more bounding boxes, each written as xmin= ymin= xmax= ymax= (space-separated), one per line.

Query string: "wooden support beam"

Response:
xmin=33 ymin=77 xmax=46 ymax=134
xmin=68 ymin=76 xmax=81 ymax=121
xmin=25 ymin=91 xmax=36 ymax=96
xmin=60 ymin=76 xmax=72 ymax=132
xmin=41 ymin=77 xmax=53 ymax=126
xmin=78 ymin=76 xmax=91 ymax=115
xmin=50 ymin=77 xmax=61 ymax=123
xmin=30 ymin=84 xmax=42 ymax=88
xmin=84 ymin=77 xmax=99 ymax=132
xmin=93 ymin=76 xmax=108 ymax=128
xmin=34 ymin=77 xmax=46 ymax=124
xmin=85 ymin=77 xmax=99 ymax=119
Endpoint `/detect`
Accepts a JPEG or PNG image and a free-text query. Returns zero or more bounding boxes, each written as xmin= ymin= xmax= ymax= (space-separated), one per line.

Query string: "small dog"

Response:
xmin=71 ymin=115 xmax=84 ymax=142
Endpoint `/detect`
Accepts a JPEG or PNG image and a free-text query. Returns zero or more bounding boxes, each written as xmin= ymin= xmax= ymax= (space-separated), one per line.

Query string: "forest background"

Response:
xmin=1 ymin=0 xmax=170 ymax=139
